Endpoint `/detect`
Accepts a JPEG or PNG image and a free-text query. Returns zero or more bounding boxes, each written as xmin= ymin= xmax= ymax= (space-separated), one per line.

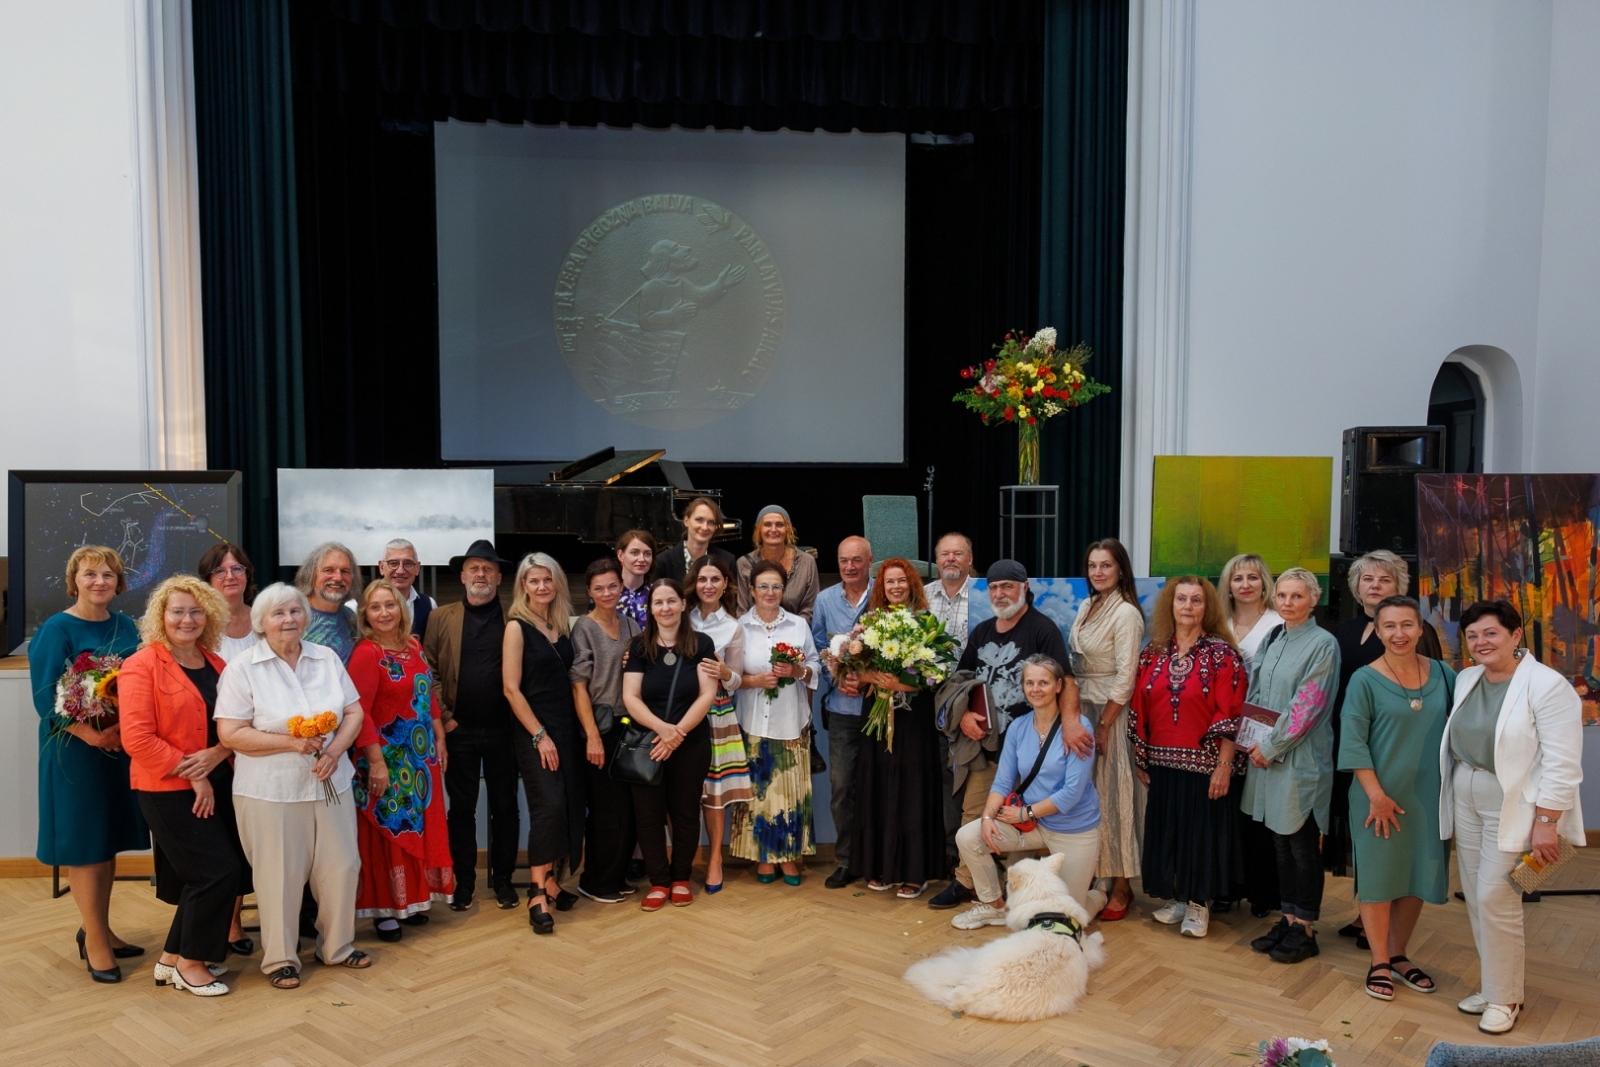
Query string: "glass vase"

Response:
xmin=1018 ymin=430 xmax=1041 ymax=486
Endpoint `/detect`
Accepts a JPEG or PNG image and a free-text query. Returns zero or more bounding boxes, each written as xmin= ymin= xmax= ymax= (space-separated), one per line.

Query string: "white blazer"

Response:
xmin=1439 ymin=652 xmax=1586 ymax=852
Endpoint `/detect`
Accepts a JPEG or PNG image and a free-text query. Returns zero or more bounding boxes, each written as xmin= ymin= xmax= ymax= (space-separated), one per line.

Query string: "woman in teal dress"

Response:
xmin=30 ymin=546 xmax=148 ymax=981
xmin=1338 ymin=595 xmax=1453 ymax=1002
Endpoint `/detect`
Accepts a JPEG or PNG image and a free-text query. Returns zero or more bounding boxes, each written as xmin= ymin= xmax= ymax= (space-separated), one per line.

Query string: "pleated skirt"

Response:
xmin=702 ymin=689 xmax=753 ymax=809
xmin=1140 ymin=763 xmax=1244 ymax=904
xmin=1090 ymin=701 xmax=1144 ymax=879
xmin=729 ymin=735 xmax=815 ymax=863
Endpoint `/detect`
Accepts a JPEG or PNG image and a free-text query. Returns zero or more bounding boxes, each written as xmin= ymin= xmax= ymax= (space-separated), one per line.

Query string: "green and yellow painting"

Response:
xmin=1150 ymin=456 xmax=1332 ymax=581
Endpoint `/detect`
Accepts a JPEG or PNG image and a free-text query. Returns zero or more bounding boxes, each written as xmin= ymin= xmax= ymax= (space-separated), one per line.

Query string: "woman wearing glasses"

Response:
xmin=200 ymin=543 xmax=259 ymax=664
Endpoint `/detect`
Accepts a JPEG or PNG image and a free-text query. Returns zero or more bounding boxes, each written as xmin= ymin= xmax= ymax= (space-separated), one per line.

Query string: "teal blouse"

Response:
xmin=1240 ymin=620 xmax=1341 ymax=836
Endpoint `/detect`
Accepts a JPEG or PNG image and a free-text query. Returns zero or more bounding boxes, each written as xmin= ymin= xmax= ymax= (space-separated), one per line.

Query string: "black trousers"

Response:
xmin=631 ymin=731 xmax=712 ymax=888
xmin=443 ymin=725 xmax=521 ymax=894
xmin=580 ymin=723 xmax=637 ymax=896
xmin=137 ymin=790 xmax=240 ymax=963
xmin=1271 ymin=814 xmax=1325 ymax=922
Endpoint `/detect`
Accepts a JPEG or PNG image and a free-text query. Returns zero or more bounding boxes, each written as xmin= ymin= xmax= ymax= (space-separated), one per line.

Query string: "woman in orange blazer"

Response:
xmin=120 ymin=574 xmax=243 ymax=997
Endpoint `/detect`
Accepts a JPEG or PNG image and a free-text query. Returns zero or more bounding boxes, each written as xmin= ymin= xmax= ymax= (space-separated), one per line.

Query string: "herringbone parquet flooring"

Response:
xmin=1 ymin=850 xmax=1596 ymax=1067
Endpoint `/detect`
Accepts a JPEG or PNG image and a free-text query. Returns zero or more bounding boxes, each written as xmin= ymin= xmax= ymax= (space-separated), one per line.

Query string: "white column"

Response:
xmin=128 ymin=0 xmax=206 ymax=470
xmin=1120 ymin=0 xmax=1194 ymax=576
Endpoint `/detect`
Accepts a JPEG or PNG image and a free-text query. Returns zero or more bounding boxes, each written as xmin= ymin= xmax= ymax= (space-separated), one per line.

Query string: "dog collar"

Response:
xmin=1026 ymin=912 xmax=1083 ymax=941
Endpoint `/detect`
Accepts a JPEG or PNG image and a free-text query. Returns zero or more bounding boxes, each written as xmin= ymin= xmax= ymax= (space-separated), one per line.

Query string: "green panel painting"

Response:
xmin=1150 ymin=456 xmax=1332 ymax=579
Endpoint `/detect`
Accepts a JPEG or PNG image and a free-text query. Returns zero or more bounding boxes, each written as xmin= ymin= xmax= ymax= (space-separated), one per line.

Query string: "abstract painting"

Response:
xmin=1416 ymin=473 xmax=1600 ymax=726
xmin=1150 ymin=456 xmax=1332 ymax=582
xmin=277 ymin=469 xmax=494 ymax=568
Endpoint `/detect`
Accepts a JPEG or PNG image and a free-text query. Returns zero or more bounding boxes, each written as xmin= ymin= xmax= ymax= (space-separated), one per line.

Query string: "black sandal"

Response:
xmin=269 ymin=966 xmax=300 ymax=989
xmin=528 ymin=889 xmax=554 ymax=935
xmin=316 ymin=950 xmax=372 ymax=969
xmin=228 ymin=937 xmax=254 ymax=956
xmin=1389 ymin=955 xmax=1436 ymax=993
xmin=1364 ymin=962 xmax=1394 ymax=1001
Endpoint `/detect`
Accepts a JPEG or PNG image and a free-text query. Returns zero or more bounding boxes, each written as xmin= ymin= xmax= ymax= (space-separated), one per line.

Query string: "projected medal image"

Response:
xmin=553 ymin=195 xmax=786 ymax=430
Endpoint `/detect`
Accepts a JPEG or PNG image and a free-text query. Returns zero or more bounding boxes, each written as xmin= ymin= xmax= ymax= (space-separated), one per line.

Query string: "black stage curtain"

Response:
xmin=1038 ymin=0 xmax=1128 ymax=571
xmin=194 ymin=0 xmax=308 ymax=570
xmin=198 ymin=0 xmax=1125 ymax=574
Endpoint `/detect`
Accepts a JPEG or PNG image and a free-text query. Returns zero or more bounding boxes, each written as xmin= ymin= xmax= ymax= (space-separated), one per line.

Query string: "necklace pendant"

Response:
xmin=1409 ymin=697 xmax=1423 ymax=712
xmin=663 ymin=651 xmax=677 ymax=666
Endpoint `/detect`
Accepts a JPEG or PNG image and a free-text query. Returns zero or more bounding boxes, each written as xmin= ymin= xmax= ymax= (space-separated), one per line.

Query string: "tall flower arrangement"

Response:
xmin=952 ymin=327 xmax=1110 ymax=484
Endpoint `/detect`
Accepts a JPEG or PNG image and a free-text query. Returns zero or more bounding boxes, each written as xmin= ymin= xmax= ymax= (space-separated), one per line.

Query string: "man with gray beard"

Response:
xmin=423 ymin=540 xmax=521 ymax=911
xmin=928 ymin=560 xmax=1094 ymax=908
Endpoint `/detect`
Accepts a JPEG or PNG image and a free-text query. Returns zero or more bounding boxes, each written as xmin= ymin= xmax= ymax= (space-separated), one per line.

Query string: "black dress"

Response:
xmin=848 ymin=687 xmax=947 ymax=885
xmin=511 ymin=621 xmax=586 ymax=870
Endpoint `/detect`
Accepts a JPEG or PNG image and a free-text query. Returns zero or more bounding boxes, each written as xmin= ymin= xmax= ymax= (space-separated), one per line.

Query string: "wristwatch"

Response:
xmin=1025 ymin=804 xmax=1035 ymax=822
xmin=1536 ymin=814 xmax=1559 ymax=824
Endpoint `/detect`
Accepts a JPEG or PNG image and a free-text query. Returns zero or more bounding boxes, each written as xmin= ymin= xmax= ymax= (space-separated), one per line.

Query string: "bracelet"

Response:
xmin=530 ymin=727 xmax=547 ymax=746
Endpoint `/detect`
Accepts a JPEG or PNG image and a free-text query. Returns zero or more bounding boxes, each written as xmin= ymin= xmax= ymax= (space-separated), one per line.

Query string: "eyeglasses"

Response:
xmin=380 ymin=559 xmax=420 ymax=571
xmin=211 ymin=565 xmax=246 ymax=578
xmin=754 ymin=583 xmax=785 ymax=593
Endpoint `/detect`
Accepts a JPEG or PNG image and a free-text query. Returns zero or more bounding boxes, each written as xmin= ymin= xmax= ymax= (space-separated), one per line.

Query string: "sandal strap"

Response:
xmin=1366 ymin=963 xmax=1394 ymax=988
xmin=269 ymin=966 xmax=300 ymax=987
xmin=1389 ymin=955 xmax=1433 ymax=984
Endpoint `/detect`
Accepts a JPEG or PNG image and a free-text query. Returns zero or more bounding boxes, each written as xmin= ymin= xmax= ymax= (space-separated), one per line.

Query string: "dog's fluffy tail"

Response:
xmin=904 ymin=947 xmax=981 ymax=1010
xmin=1083 ymin=930 xmax=1107 ymax=971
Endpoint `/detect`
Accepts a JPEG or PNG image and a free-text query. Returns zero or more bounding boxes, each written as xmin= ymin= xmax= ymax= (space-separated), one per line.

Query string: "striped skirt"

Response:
xmin=702 ymin=689 xmax=754 ymax=809
xmin=729 ymin=734 xmax=815 ymax=863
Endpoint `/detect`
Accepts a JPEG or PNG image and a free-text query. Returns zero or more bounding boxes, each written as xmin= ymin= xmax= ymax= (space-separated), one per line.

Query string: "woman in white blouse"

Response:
xmin=1068 ymin=538 xmax=1145 ymax=920
xmin=1440 ymin=600 xmax=1585 ymax=1035
xmin=215 ymin=583 xmax=368 ymax=990
xmin=688 ymin=555 xmax=751 ymax=892
xmin=1219 ymin=553 xmax=1282 ymax=669
xmin=730 ymin=558 xmax=821 ymax=885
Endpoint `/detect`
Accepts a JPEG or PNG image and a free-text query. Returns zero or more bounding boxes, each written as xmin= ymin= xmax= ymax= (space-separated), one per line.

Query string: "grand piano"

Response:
xmin=493 ymin=448 xmax=739 ymax=569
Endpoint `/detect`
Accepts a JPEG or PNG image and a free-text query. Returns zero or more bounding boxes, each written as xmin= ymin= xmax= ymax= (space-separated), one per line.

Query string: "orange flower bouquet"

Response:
xmin=288 ymin=711 xmax=342 ymax=804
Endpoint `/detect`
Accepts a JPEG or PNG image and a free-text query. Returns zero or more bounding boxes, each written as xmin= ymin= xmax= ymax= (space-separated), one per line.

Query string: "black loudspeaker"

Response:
xmin=1339 ymin=426 xmax=1446 ymax=556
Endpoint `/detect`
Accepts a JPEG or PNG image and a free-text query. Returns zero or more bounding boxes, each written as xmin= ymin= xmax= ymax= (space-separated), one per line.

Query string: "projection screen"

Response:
xmin=434 ymin=122 xmax=906 ymax=464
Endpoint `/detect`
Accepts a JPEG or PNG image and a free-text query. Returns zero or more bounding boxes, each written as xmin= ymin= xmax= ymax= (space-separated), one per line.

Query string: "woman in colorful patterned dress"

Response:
xmin=615 ymin=529 xmax=657 ymax=629
xmin=348 ymin=580 xmax=453 ymax=942
xmin=688 ymin=554 xmax=752 ymax=893
xmin=1129 ymin=576 xmax=1247 ymax=939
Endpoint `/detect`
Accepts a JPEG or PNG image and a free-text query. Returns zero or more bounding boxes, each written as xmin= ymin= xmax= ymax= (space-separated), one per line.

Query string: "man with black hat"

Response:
xmin=927 ymin=559 xmax=1095 ymax=909
xmin=423 ymin=539 xmax=521 ymax=911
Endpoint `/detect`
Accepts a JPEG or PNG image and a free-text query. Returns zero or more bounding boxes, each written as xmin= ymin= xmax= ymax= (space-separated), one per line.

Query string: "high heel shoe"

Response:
xmin=78 ymin=928 xmax=143 ymax=959
xmin=527 ymin=890 xmax=554 ymax=935
xmin=170 ymin=969 xmax=230 ymax=997
xmin=77 ymin=930 xmax=122 ymax=983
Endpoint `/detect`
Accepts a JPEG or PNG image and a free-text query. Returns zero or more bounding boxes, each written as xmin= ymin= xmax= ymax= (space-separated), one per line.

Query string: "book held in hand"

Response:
xmin=1234 ymin=701 xmax=1281 ymax=753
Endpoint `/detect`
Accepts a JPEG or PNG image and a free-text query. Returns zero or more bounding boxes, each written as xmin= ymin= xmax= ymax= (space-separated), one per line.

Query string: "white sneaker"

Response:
xmin=951 ymin=902 xmax=1009 ymax=930
xmin=1478 ymin=1003 xmax=1521 ymax=1034
xmin=1180 ymin=902 xmax=1210 ymax=938
xmin=1152 ymin=901 xmax=1185 ymax=925
xmin=1457 ymin=993 xmax=1487 ymax=1015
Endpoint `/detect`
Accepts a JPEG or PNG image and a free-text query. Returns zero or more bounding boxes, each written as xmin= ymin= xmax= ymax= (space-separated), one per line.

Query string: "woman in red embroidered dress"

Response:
xmin=348 ymin=580 xmax=454 ymax=942
xmin=1128 ymin=576 xmax=1247 ymax=939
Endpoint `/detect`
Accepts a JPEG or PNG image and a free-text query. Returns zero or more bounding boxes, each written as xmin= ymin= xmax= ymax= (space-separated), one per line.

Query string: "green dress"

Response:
xmin=30 ymin=611 xmax=148 ymax=866
xmin=1336 ymin=662 xmax=1454 ymax=904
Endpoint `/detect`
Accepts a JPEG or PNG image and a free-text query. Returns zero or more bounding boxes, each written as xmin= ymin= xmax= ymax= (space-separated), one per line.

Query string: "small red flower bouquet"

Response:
xmin=53 ymin=652 xmax=123 ymax=732
xmin=764 ymin=642 xmax=805 ymax=700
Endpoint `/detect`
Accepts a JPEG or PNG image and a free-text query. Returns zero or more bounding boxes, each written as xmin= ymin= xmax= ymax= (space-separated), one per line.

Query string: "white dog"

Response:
xmin=903 ymin=853 xmax=1106 ymax=1022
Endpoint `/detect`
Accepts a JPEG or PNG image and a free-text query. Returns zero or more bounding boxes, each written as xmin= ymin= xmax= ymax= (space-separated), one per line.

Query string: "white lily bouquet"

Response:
xmin=825 ymin=607 xmax=958 ymax=751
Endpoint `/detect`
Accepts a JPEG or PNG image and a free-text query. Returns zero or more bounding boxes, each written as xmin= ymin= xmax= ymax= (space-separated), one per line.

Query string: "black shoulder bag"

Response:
xmin=1006 ymin=717 xmax=1062 ymax=833
xmin=609 ymin=653 xmax=684 ymax=788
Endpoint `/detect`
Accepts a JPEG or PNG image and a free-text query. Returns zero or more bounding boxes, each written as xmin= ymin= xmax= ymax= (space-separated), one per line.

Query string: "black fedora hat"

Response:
xmin=449 ymin=539 xmax=515 ymax=571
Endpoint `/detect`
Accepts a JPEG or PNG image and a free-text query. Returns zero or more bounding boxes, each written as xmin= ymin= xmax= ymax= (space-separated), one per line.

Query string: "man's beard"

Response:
xmin=465 ymin=580 xmax=496 ymax=603
xmin=992 ymin=598 xmax=1024 ymax=621
xmin=940 ymin=565 xmax=964 ymax=583
xmin=318 ymin=581 xmax=349 ymax=603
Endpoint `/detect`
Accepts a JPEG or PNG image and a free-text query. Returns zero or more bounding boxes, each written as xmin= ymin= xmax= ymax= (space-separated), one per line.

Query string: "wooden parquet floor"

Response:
xmin=1 ymin=851 xmax=1597 ymax=1067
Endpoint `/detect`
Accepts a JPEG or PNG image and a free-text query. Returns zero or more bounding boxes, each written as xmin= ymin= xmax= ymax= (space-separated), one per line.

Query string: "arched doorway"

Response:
xmin=1428 ymin=362 xmax=1484 ymax=473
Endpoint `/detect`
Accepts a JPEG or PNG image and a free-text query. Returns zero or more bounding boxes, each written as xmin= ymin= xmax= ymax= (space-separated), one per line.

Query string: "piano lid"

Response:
xmin=546 ymin=447 xmax=665 ymax=486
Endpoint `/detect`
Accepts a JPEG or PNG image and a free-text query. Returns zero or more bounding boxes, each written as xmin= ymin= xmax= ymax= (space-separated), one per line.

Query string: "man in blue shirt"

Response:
xmin=811 ymin=535 xmax=874 ymax=889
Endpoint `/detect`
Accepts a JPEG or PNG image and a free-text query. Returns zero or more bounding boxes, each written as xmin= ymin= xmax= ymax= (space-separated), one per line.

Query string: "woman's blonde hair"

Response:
xmin=1148 ymin=576 xmax=1237 ymax=650
xmin=1347 ymin=549 xmax=1410 ymax=597
xmin=139 ymin=574 xmax=228 ymax=653
xmin=65 ymin=545 xmax=128 ymax=599
xmin=356 ymin=578 xmax=413 ymax=645
xmin=1218 ymin=553 xmax=1275 ymax=618
xmin=509 ymin=552 xmax=573 ymax=637
xmin=1276 ymin=567 xmax=1323 ymax=603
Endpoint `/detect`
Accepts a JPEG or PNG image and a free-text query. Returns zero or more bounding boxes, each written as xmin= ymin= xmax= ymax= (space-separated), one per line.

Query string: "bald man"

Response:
xmin=811 ymin=535 xmax=875 ymax=888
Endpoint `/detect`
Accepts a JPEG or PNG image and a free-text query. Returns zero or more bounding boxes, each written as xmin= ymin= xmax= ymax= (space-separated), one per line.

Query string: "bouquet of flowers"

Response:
xmin=764 ymin=642 xmax=805 ymax=700
xmin=53 ymin=652 xmax=124 ymax=733
xmin=825 ymin=607 xmax=958 ymax=751
xmin=289 ymin=711 xmax=342 ymax=804
xmin=953 ymin=327 xmax=1111 ymax=483
xmin=1257 ymin=1037 xmax=1335 ymax=1067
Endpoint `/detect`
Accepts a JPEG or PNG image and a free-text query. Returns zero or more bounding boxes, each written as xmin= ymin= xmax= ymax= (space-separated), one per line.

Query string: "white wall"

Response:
xmin=1184 ymin=0 xmax=1562 ymax=515
xmin=0 ymin=3 xmax=150 ymax=528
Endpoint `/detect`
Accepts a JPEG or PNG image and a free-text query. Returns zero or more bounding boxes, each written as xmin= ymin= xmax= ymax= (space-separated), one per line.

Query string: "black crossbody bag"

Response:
xmin=609 ymin=653 xmax=684 ymax=788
